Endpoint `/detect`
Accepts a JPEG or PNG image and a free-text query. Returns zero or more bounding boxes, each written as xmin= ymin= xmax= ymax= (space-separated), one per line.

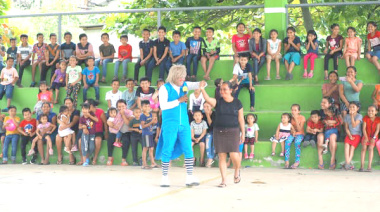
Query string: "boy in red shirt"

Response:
xmin=304 ymin=110 xmax=324 ymax=148
xmin=114 ymin=34 xmax=132 ymax=83
xmin=17 ymin=108 xmax=37 ymax=164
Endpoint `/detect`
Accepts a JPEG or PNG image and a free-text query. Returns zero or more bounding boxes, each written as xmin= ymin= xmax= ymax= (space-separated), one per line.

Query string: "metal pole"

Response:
xmin=285 ymin=7 xmax=289 ymax=27
xmin=0 ymin=5 xmax=265 ymax=19
xmin=157 ymin=9 xmax=161 ymax=28
xmin=287 ymin=1 xmax=380 ymax=8
xmin=58 ymin=15 xmax=62 ymax=44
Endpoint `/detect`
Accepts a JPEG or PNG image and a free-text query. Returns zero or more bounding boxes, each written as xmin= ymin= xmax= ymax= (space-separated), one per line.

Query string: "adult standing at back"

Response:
xmin=200 ymin=81 xmax=245 ymax=188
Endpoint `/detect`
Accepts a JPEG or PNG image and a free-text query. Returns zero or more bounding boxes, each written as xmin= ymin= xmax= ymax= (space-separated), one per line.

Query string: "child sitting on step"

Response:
xmin=270 ymin=113 xmax=293 ymax=157
xmin=303 ymin=110 xmax=323 ymax=148
xmin=343 ymin=101 xmax=362 ymax=170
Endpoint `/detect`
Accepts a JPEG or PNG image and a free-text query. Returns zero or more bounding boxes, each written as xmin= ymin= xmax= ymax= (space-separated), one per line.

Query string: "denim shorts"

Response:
xmin=368 ymin=50 xmax=380 ymax=58
xmin=324 ymin=128 xmax=339 ymax=140
xmin=0 ymin=84 xmax=14 ymax=99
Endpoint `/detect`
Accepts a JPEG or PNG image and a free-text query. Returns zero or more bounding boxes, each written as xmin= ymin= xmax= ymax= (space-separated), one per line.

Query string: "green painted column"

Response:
xmin=264 ymin=0 xmax=287 ymax=39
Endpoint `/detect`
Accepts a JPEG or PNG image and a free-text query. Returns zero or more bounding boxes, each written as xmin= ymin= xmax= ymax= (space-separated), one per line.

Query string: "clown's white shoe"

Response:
xmin=160 ymin=175 xmax=170 ymax=187
xmin=185 ymin=175 xmax=200 ymax=187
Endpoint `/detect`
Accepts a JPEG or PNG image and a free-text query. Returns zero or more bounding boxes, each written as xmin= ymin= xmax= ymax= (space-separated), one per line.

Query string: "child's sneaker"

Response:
xmin=310 ymin=140 xmax=316 ymax=148
xmin=249 ymin=153 xmax=254 ymax=159
xmin=49 ymin=148 xmax=54 ymax=156
xmin=244 ymin=153 xmax=248 ymax=159
xmin=71 ymin=144 xmax=78 ymax=152
xmin=113 ymin=142 xmax=122 ymax=148
xmin=28 ymin=149 xmax=35 ymax=156
xmin=22 ymin=159 xmax=27 ymax=165
xmin=279 ymin=152 xmax=284 ymax=157
xmin=2 ymin=160 xmax=7 ymax=164
xmin=322 ymin=144 xmax=328 ymax=154
xmin=64 ymin=147 xmax=71 ymax=154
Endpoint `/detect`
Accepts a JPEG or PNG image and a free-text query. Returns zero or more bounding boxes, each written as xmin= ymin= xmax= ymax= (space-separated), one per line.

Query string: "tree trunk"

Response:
xmin=300 ymin=0 xmax=314 ymax=32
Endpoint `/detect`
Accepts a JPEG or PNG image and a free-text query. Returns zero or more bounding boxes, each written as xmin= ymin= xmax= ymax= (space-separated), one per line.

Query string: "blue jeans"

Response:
xmin=148 ymin=57 xmax=168 ymax=79
xmin=166 ymin=57 xmax=184 ymax=73
xmin=252 ymin=56 xmax=266 ymax=77
xmin=114 ymin=58 xmax=131 ymax=78
xmin=95 ymin=58 xmax=114 ymax=79
xmin=2 ymin=134 xmax=19 ymax=161
xmin=0 ymin=62 xmax=4 ymax=72
xmin=205 ymin=132 xmax=215 ymax=159
xmin=186 ymin=54 xmax=199 ymax=76
xmin=81 ymin=133 xmax=95 ymax=156
xmin=83 ymin=84 xmax=100 ymax=101
xmin=0 ymin=84 xmax=14 ymax=100
xmin=234 ymin=83 xmax=255 ymax=107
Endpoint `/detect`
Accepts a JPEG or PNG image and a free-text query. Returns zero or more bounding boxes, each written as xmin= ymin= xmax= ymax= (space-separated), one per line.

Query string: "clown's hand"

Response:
xmin=199 ymin=80 xmax=207 ymax=89
xmin=178 ymin=95 xmax=188 ymax=103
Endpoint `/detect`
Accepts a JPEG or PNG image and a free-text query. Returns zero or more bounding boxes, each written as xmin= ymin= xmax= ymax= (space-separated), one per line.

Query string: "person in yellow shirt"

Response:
xmin=2 ymin=105 xmax=20 ymax=164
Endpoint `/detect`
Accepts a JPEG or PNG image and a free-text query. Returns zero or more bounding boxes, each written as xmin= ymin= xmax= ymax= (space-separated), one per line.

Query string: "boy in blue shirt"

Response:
xmin=140 ymin=100 xmax=159 ymax=169
xmin=185 ymin=26 xmax=205 ymax=81
xmin=148 ymin=26 xmax=170 ymax=80
xmin=165 ymin=30 xmax=186 ymax=71
xmin=134 ymin=29 xmax=153 ymax=84
xmin=122 ymin=78 xmax=137 ymax=110
xmin=82 ymin=56 xmax=100 ymax=101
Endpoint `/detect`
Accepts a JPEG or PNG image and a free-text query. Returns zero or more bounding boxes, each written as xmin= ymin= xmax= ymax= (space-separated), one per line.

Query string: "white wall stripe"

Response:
xmin=264 ymin=7 xmax=286 ymax=13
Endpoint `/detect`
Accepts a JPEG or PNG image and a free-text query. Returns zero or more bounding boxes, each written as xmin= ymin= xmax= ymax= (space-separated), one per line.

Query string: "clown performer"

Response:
xmin=156 ymin=64 xmax=207 ymax=187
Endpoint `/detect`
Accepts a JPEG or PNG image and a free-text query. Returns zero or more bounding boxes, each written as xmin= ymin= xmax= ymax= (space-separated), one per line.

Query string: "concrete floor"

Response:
xmin=0 ymin=165 xmax=379 ymax=212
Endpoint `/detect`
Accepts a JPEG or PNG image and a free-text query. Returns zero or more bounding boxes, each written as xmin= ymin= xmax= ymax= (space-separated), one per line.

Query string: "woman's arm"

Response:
xmin=339 ymin=84 xmax=349 ymax=106
xmin=348 ymin=81 xmax=363 ymax=93
xmin=238 ymin=108 xmax=245 ymax=143
xmin=200 ymin=87 xmax=216 ymax=108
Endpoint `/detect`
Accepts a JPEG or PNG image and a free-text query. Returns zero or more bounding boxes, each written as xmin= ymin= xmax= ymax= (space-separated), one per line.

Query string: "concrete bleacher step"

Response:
xmin=5 ymin=141 xmax=380 ymax=170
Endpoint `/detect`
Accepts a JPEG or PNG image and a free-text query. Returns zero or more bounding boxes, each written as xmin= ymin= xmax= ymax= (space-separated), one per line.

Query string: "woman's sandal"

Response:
xmin=367 ymin=168 xmax=372 ymax=172
xmin=318 ymin=164 xmax=324 ymax=169
xmin=284 ymin=164 xmax=290 ymax=169
xmin=234 ymin=171 xmax=241 ymax=184
xmin=291 ymin=163 xmax=299 ymax=169
xmin=217 ymin=183 xmax=227 ymax=188
xmin=92 ymin=160 xmax=97 ymax=165
xmin=77 ymin=161 xmax=84 ymax=165
xmin=106 ymin=158 xmax=114 ymax=166
xmin=56 ymin=157 xmax=63 ymax=165
xmin=121 ymin=161 xmax=128 ymax=166
xmin=358 ymin=168 xmax=364 ymax=172
xmin=329 ymin=160 xmax=336 ymax=170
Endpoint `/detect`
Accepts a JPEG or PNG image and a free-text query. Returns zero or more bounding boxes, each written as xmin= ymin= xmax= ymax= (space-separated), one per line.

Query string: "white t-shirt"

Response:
xmin=1 ymin=67 xmax=19 ymax=85
xmin=66 ymin=66 xmax=82 ymax=84
xmin=267 ymin=39 xmax=281 ymax=53
xmin=245 ymin=123 xmax=259 ymax=138
xmin=17 ymin=45 xmax=33 ymax=60
xmin=191 ymin=120 xmax=208 ymax=136
xmin=105 ymin=90 xmax=122 ymax=108
xmin=189 ymin=92 xmax=205 ymax=111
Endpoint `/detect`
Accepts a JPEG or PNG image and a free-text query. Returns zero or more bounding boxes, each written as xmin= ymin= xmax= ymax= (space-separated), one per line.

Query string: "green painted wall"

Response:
xmin=264 ymin=0 xmax=287 ymax=38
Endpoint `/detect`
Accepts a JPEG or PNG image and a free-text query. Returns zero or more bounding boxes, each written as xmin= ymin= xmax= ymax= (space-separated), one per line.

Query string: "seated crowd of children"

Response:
xmin=0 ymin=21 xmax=379 ymax=170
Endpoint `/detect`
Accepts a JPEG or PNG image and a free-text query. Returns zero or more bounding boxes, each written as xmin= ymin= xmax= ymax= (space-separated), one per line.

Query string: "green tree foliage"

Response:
xmin=0 ymin=0 xmax=10 ymax=16
xmin=288 ymin=0 xmax=380 ymax=52
xmin=104 ymin=0 xmax=265 ymax=54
